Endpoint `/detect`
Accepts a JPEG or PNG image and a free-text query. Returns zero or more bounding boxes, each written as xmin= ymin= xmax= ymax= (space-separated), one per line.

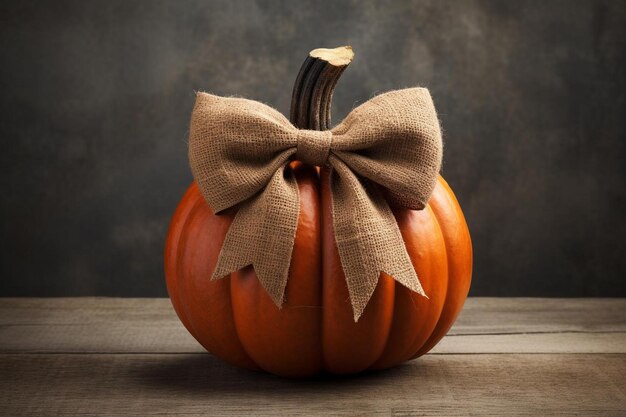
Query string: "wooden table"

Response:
xmin=1 ymin=298 xmax=624 ymax=416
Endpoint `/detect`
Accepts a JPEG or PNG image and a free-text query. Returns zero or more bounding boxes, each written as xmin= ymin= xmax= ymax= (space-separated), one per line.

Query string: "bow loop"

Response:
xmin=329 ymin=88 xmax=442 ymax=210
xmin=189 ymin=93 xmax=297 ymax=213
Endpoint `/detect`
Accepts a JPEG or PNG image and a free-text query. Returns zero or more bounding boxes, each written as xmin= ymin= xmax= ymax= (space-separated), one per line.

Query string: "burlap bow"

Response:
xmin=189 ymin=88 xmax=442 ymax=321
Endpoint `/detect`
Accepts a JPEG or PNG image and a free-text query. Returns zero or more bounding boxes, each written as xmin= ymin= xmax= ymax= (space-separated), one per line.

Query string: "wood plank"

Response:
xmin=433 ymin=332 xmax=626 ymax=354
xmin=0 ymin=353 xmax=624 ymax=416
xmin=0 ymin=321 xmax=200 ymax=353
xmin=0 ymin=298 xmax=202 ymax=353
xmin=1 ymin=298 xmax=625 ymax=354
xmin=0 ymin=298 xmax=176 ymax=326
xmin=451 ymin=297 xmax=626 ymax=334
xmin=1 ymin=324 xmax=624 ymax=354
xmin=2 ymin=297 xmax=625 ymax=333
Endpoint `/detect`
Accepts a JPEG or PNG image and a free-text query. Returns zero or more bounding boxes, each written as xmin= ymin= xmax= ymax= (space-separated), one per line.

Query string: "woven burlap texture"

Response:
xmin=188 ymin=88 xmax=442 ymax=321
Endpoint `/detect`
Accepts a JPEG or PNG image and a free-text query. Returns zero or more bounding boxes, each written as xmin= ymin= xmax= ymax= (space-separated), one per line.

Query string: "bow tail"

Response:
xmin=211 ymin=165 xmax=300 ymax=307
xmin=329 ymin=158 xmax=427 ymax=321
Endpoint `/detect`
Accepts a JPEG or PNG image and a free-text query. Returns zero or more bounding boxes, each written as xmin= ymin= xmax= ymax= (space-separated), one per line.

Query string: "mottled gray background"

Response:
xmin=1 ymin=0 xmax=625 ymax=297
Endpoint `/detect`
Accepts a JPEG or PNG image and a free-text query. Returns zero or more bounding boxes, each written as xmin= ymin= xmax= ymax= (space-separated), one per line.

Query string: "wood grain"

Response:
xmin=1 ymin=298 xmax=624 ymax=354
xmin=0 ymin=298 xmax=625 ymax=416
xmin=0 ymin=354 xmax=624 ymax=416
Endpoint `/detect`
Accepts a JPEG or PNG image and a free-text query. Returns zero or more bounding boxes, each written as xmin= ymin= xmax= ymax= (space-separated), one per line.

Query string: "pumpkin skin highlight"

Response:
xmin=164 ymin=162 xmax=472 ymax=377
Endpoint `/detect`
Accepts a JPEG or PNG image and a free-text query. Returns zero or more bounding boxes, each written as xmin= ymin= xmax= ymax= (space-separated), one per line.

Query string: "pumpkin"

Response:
xmin=164 ymin=47 xmax=472 ymax=377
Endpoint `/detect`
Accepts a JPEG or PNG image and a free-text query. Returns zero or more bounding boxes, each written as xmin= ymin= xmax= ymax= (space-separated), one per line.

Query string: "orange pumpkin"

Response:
xmin=164 ymin=48 xmax=472 ymax=377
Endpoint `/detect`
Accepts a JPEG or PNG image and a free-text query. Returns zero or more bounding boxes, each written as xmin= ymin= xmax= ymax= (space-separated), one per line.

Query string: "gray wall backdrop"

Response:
xmin=1 ymin=0 xmax=625 ymax=297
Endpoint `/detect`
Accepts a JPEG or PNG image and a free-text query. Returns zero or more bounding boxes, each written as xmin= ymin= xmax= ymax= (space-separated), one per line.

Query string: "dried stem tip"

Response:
xmin=309 ymin=46 xmax=354 ymax=66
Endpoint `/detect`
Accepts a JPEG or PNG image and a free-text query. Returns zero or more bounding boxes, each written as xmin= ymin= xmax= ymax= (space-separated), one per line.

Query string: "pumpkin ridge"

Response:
xmin=367 ymin=271 xmax=399 ymax=370
xmin=172 ymin=190 xmax=217 ymax=347
xmin=165 ymin=184 xmax=200 ymax=336
xmin=412 ymin=177 xmax=472 ymax=358
xmin=173 ymin=186 xmax=258 ymax=370
xmin=404 ymin=202 xmax=449 ymax=359
xmin=370 ymin=202 xmax=449 ymax=370
xmin=179 ymin=198 xmax=216 ymax=337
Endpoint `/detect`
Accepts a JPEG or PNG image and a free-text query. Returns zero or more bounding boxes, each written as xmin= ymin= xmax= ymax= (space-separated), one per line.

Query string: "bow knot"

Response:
xmin=295 ymin=130 xmax=333 ymax=166
xmin=188 ymin=87 xmax=442 ymax=321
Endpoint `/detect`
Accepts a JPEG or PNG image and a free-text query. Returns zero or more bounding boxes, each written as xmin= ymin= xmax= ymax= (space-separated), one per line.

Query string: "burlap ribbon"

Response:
xmin=189 ymin=88 xmax=442 ymax=321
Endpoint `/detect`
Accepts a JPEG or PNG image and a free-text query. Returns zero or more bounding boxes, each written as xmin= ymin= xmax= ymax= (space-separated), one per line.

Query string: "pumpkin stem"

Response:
xmin=290 ymin=46 xmax=354 ymax=130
